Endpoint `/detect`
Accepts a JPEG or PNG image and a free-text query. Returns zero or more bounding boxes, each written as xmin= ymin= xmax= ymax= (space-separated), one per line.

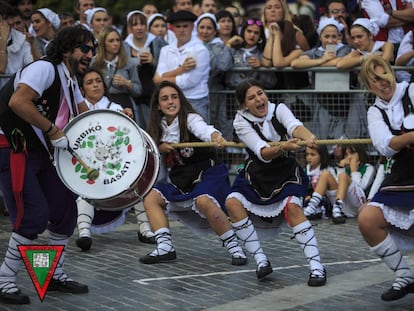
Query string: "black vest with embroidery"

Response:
xmin=374 ymin=86 xmax=414 ymax=188
xmin=0 ymin=59 xmax=61 ymax=151
xmin=237 ymin=108 xmax=304 ymax=200
xmin=169 ymin=131 xmax=218 ymax=193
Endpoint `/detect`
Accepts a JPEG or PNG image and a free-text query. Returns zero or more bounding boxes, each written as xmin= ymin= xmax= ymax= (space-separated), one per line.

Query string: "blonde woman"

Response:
xmin=358 ymin=55 xmax=414 ymax=301
xmin=262 ymin=0 xmax=309 ymax=51
xmin=91 ymin=26 xmax=142 ymax=118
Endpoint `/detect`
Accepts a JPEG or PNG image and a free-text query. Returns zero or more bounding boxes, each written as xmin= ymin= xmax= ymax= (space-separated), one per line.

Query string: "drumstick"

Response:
xmin=67 ymin=146 xmax=100 ymax=181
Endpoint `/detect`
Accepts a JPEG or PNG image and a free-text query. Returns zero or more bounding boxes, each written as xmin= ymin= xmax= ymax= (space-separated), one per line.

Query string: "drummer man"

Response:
xmin=0 ymin=26 xmax=94 ymax=305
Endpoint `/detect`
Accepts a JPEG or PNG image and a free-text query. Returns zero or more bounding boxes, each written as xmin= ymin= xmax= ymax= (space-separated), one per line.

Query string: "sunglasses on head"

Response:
xmin=76 ymin=44 xmax=96 ymax=55
xmin=246 ymin=19 xmax=262 ymax=27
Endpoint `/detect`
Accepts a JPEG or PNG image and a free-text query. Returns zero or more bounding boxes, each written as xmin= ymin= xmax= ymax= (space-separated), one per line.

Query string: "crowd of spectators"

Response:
xmin=0 ymin=0 xmax=412 ymax=213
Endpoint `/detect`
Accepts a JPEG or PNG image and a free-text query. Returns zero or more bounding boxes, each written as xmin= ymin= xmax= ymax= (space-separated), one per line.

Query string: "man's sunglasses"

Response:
xmin=76 ymin=44 xmax=96 ymax=55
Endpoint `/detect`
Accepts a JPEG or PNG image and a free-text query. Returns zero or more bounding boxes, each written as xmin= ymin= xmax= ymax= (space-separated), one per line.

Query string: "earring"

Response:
xmin=258 ymin=38 xmax=263 ymax=44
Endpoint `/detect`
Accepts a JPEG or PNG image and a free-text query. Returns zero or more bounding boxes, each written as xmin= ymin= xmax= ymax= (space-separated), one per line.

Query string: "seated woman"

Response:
xmin=90 ymin=26 xmax=142 ymax=123
xmin=303 ymin=145 xmax=337 ymax=220
xmin=331 ymin=144 xmax=375 ymax=223
xmin=336 ymin=18 xmax=394 ymax=70
xmin=225 ymin=18 xmax=276 ymax=90
xmin=225 ymin=79 xmax=326 ymax=286
xmin=75 ymin=68 xmax=133 ymax=251
xmin=291 ymin=17 xmax=353 ymax=140
xmin=138 ymin=81 xmax=247 ymax=266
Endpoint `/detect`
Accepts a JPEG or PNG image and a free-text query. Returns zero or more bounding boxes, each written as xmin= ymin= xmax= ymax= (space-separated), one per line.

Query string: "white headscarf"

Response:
xmin=147 ymin=13 xmax=165 ymax=28
xmin=195 ymin=13 xmax=220 ymax=30
xmin=126 ymin=10 xmax=145 ymax=24
xmin=36 ymin=8 xmax=60 ymax=30
xmin=317 ymin=17 xmax=343 ymax=36
xmin=352 ymin=18 xmax=380 ymax=36
xmin=85 ymin=7 xmax=107 ymax=25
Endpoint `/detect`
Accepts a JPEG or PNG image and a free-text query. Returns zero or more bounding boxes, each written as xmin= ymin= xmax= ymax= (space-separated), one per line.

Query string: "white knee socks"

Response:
xmin=135 ymin=202 xmax=154 ymax=238
xmin=370 ymin=234 xmax=414 ymax=289
xmin=232 ymin=217 xmax=267 ymax=268
xmin=151 ymin=228 xmax=174 ymax=256
xmin=77 ymin=198 xmax=94 ymax=238
xmin=0 ymin=232 xmax=32 ymax=293
xmin=48 ymin=231 xmax=70 ymax=282
xmin=293 ymin=220 xmax=324 ymax=276
xmin=220 ymin=230 xmax=246 ymax=259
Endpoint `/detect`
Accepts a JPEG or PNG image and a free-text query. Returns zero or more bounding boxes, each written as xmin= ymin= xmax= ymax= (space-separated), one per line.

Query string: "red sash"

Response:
xmin=0 ymin=134 xmax=26 ymax=230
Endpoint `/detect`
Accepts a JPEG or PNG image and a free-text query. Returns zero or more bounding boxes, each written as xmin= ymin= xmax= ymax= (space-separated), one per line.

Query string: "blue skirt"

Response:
xmin=155 ymin=162 xmax=231 ymax=211
xmin=230 ymin=168 xmax=308 ymax=205
xmin=372 ymin=190 xmax=414 ymax=210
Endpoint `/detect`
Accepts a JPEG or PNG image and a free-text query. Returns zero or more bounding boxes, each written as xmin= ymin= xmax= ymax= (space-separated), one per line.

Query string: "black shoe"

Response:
xmin=231 ymin=255 xmax=248 ymax=266
xmin=0 ymin=289 xmax=30 ymax=304
xmin=256 ymin=261 xmax=273 ymax=280
xmin=381 ymin=282 xmax=414 ymax=301
xmin=307 ymin=212 xmax=322 ymax=220
xmin=76 ymin=237 xmax=92 ymax=251
xmin=137 ymin=232 xmax=156 ymax=244
xmin=139 ymin=251 xmax=177 ymax=264
xmin=332 ymin=216 xmax=346 ymax=224
xmin=48 ymin=279 xmax=89 ymax=294
xmin=308 ymin=269 xmax=327 ymax=287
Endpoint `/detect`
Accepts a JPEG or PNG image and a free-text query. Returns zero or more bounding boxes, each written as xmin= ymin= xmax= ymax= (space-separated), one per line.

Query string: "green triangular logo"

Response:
xmin=18 ymin=245 xmax=64 ymax=301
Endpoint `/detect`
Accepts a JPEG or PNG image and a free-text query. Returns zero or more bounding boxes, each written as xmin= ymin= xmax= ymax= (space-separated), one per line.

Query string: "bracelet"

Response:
xmin=45 ymin=122 xmax=55 ymax=134
xmin=262 ymin=55 xmax=271 ymax=61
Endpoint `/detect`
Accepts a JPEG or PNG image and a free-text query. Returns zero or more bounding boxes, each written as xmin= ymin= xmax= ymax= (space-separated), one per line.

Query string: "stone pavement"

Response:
xmin=0 ymin=211 xmax=413 ymax=311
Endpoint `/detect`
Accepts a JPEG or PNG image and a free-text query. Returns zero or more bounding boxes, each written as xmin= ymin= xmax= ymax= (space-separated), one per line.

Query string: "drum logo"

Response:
xmin=70 ymin=125 xmax=133 ymax=184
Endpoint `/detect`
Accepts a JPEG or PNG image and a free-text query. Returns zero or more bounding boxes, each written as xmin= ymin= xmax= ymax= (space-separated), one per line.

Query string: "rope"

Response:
xmin=170 ymin=138 xmax=372 ymax=148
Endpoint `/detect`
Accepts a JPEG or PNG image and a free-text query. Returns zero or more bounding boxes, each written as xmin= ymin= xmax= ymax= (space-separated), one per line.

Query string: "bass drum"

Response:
xmin=55 ymin=110 xmax=159 ymax=211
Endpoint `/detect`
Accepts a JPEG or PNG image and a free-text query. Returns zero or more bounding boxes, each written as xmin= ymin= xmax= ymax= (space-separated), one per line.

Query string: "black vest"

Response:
xmin=0 ymin=59 xmax=61 ymax=151
xmin=374 ymin=86 xmax=414 ymax=188
xmin=236 ymin=107 xmax=304 ymax=200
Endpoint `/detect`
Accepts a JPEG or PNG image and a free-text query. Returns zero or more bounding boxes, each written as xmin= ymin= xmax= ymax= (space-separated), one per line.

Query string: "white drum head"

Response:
xmin=55 ymin=110 xmax=146 ymax=200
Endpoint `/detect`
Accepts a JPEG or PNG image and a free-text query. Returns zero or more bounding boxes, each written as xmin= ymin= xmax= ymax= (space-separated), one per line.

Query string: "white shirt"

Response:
xmin=0 ymin=30 xmax=33 ymax=89
xmin=16 ymin=60 xmax=84 ymax=107
xmin=156 ymin=37 xmax=210 ymax=99
xmin=84 ymin=96 xmax=123 ymax=112
xmin=233 ymin=102 xmax=303 ymax=162
xmin=161 ymin=113 xmax=217 ymax=143
xmin=367 ymin=81 xmax=414 ymax=157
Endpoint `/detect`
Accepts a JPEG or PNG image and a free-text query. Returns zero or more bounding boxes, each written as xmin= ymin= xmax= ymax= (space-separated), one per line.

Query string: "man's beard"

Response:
xmin=68 ymin=57 xmax=90 ymax=77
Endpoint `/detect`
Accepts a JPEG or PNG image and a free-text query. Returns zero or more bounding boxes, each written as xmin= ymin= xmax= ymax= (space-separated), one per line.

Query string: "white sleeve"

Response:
xmin=396 ymin=31 xmax=413 ymax=61
xmin=17 ymin=61 xmax=55 ymax=95
xmin=176 ymin=46 xmax=210 ymax=91
xmin=233 ymin=112 xmax=270 ymax=163
xmin=367 ymin=106 xmax=398 ymax=157
xmin=187 ymin=113 xmax=218 ymax=141
xmin=155 ymin=47 xmax=170 ymax=76
xmin=275 ymin=103 xmax=303 ymax=137
xmin=359 ymin=164 xmax=376 ymax=191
